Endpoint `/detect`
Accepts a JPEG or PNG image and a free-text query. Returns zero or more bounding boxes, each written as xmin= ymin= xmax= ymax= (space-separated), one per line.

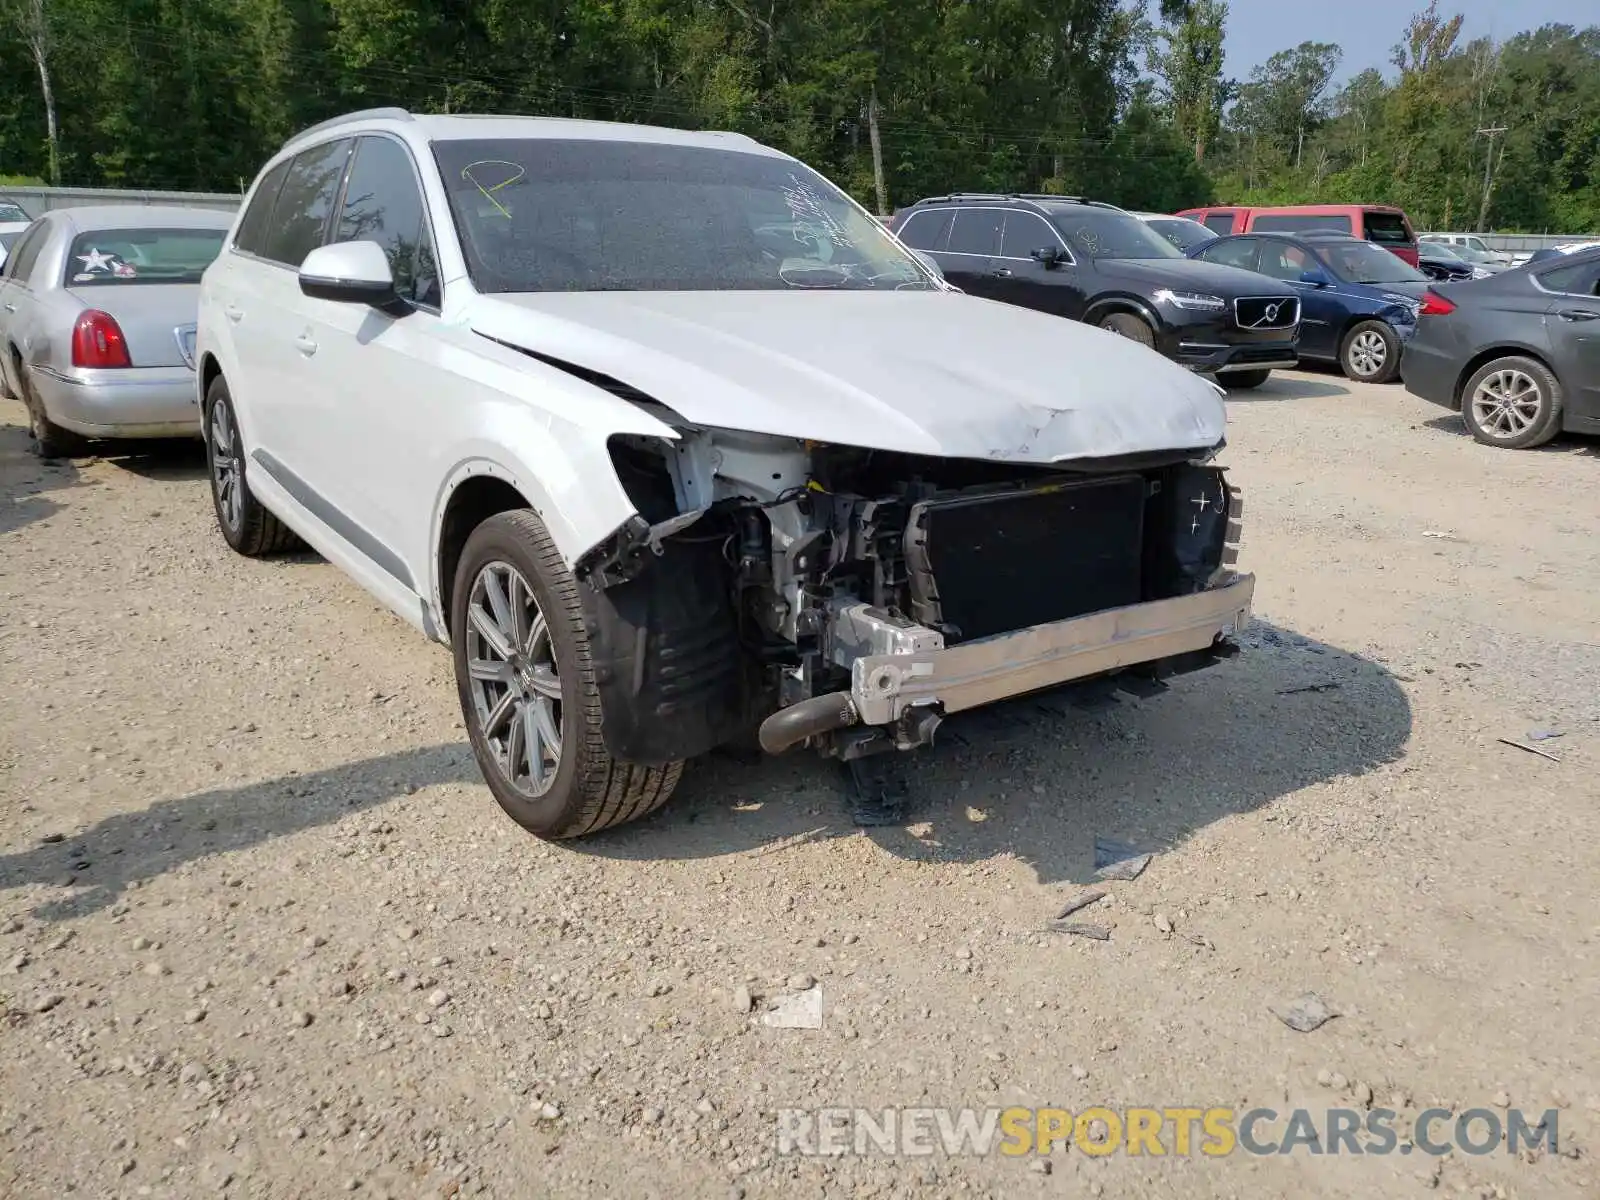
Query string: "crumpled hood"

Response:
xmin=469 ymin=290 xmax=1226 ymax=464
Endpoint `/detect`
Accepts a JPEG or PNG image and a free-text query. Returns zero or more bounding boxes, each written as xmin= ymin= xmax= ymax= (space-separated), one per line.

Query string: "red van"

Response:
xmin=1175 ymin=205 xmax=1419 ymax=267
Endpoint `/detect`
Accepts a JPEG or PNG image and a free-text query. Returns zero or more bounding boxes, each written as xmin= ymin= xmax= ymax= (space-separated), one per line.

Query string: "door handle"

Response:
xmin=224 ymin=304 xmax=244 ymax=323
xmin=1556 ymin=309 xmax=1599 ymax=322
xmin=294 ymin=333 xmax=318 ymax=356
xmin=2 ymin=303 xmax=14 ymax=313
xmin=992 ymin=268 xmax=1013 ymax=278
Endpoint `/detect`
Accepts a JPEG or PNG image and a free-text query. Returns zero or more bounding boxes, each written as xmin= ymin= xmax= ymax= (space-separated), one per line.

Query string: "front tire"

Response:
xmin=1460 ymin=355 xmax=1563 ymax=449
xmin=451 ymin=509 xmax=683 ymax=839
xmin=1098 ymin=311 xmax=1157 ymax=349
xmin=1223 ymin=369 xmax=1271 ymax=390
xmin=204 ymin=375 xmax=303 ymax=556
xmin=1339 ymin=320 xmax=1400 ymax=383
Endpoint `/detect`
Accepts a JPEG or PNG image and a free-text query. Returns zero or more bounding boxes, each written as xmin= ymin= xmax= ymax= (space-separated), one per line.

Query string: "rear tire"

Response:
xmin=1223 ymin=369 xmax=1271 ymax=390
xmin=451 ymin=509 xmax=684 ymax=839
xmin=1459 ymin=355 xmax=1563 ymax=450
xmin=19 ymin=364 xmax=88 ymax=459
xmin=204 ymin=375 xmax=304 ymax=556
xmin=1339 ymin=320 xmax=1401 ymax=383
xmin=1098 ymin=311 xmax=1157 ymax=349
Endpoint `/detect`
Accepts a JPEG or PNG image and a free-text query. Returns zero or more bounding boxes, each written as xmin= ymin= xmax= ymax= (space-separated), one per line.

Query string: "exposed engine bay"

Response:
xmin=573 ymin=425 xmax=1251 ymax=767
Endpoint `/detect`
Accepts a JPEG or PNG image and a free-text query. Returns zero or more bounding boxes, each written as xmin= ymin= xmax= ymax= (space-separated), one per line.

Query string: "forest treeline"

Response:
xmin=1 ymin=0 xmax=1596 ymax=232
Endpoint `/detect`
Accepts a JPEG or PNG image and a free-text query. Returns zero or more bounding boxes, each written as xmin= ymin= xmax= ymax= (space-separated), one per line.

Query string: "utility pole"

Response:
xmin=1475 ymin=125 xmax=1507 ymax=233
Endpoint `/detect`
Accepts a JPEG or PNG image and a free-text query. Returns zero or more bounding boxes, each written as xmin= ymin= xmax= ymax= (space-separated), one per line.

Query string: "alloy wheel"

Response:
xmin=1469 ymin=368 xmax=1543 ymax=440
xmin=209 ymin=399 xmax=242 ymax=531
xmin=465 ymin=561 xmax=563 ymax=797
xmin=1348 ymin=329 xmax=1388 ymax=377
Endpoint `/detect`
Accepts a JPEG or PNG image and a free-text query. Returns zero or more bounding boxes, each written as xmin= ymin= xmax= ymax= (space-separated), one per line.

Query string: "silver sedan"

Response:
xmin=0 ymin=204 xmax=234 ymax=457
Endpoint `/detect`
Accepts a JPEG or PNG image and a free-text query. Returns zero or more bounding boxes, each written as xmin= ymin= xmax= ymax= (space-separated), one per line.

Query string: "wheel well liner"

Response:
xmin=199 ymin=353 xmax=223 ymax=408
xmin=437 ymin=476 xmax=532 ymax=635
xmin=1451 ymin=346 xmax=1558 ymax=411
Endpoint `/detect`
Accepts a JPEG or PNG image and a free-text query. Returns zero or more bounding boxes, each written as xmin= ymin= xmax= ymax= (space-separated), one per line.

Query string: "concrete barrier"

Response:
xmin=2 ymin=185 xmax=241 ymax=216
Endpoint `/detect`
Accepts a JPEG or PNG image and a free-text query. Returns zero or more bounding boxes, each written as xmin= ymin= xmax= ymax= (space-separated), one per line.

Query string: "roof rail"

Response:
xmin=288 ymin=107 xmax=415 ymax=145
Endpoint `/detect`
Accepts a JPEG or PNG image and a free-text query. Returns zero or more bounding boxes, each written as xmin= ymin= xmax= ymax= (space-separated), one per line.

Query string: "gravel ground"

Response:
xmin=1 ymin=371 xmax=1597 ymax=1199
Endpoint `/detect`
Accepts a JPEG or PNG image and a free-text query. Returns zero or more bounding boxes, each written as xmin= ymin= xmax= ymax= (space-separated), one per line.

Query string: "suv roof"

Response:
xmin=281 ymin=107 xmax=773 ymax=158
xmin=904 ymin=193 xmax=1128 ymax=218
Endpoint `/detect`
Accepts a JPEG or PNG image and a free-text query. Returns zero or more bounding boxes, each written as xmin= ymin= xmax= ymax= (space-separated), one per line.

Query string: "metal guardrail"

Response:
xmin=1 ymin=185 xmax=242 ymax=215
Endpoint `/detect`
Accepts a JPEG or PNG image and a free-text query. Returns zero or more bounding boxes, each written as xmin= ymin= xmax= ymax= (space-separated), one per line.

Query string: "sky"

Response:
xmin=1212 ymin=0 xmax=1591 ymax=83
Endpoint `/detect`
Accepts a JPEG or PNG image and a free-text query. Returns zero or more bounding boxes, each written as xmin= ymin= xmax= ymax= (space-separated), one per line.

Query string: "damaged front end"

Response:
xmin=572 ymin=424 xmax=1254 ymax=767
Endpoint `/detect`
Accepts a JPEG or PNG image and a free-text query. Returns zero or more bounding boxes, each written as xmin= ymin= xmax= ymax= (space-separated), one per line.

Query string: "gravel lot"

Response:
xmin=2 ymin=371 xmax=1598 ymax=1199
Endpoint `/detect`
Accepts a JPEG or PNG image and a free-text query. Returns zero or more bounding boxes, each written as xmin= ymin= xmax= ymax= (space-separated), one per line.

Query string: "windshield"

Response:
xmin=1318 ymin=240 xmax=1426 ymax=284
xmin=1145 ymin=217 xmax=1216 ymax=252
xmin=66 ymin=228 xmax=226 ymax=286
xmin=431 ymin=138 xmax=938 ymax=292
xmin=1454 ymin=246 xmax=1498 ymax=265
xmin=0 ymin=202 xmax=29 ymax=222
xmin=1050 ymin=209 xmax=1184 ymax=260
xmin=1423 ymin=243 xmax=1466 ymax=262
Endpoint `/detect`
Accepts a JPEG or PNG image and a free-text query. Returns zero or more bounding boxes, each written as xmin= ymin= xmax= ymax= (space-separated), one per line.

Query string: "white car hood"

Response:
xmin=469 ymin=290 xmax=1226 ymax=464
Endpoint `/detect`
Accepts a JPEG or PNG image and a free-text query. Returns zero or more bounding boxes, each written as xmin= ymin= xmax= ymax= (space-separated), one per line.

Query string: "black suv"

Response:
xmin=891 ymin=194 xmax=1300 ymax=389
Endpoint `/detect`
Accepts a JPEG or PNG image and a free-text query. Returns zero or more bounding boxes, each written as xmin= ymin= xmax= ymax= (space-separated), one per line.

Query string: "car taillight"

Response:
xmin=71 ymin=309 xmax=133 ymax=368
xmin=1418 ymin=290 xmax=1456 ymax=317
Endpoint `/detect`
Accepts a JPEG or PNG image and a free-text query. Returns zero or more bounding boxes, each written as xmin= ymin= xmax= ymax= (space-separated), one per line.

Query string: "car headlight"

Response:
xmin=1153 ymin=288 xmax=1226 ymax=313
xmin=1472 ymin=267 xmax=1491 ymax=279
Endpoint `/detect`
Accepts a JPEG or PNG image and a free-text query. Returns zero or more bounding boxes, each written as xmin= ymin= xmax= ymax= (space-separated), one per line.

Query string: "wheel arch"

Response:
xmin=1084 ymin=294 xmax=1163 ymax=332
xmin=1450 ymin=345 xmax=1560 ymax=412
xmin=198 ymin=351 xmax=224 ymax=412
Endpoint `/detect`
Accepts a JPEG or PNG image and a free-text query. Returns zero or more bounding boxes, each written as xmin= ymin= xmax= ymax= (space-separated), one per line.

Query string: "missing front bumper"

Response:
xmin=846 ymin=573 xmax=1255 ymax=726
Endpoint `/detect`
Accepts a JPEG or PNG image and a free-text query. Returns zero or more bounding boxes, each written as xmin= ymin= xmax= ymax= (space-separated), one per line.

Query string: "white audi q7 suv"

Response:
xmin=196 ymin=108 xmax=1255 ymax=839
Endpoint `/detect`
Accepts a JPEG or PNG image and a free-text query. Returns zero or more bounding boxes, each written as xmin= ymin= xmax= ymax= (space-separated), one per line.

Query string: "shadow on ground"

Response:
xmin=1226 ymin=369 xmax=1352 ymax=402
xmin=580 ymin=619 xmax=1411 ymax=884
xmin=1421 ymin=413 xmax=1600 ymax=454
xmin=0 ymin=420 xmax=81 ymax=538
xmin=103 ymin=437 xmax=208 ymax=479
xmin=0 ymin=621 xmax=1411 ymax=918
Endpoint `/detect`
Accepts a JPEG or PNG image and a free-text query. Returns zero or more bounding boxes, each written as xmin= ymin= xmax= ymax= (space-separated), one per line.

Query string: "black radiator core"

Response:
xmin=904 ymin=476 xmax=1147 ymax=641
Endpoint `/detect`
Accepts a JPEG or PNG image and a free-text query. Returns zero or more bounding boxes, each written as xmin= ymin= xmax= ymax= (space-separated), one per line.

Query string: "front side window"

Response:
xmin=1252 ymin=213 xmax=1353 ymax=235
xmin=432 ymin=138 xmax=938 ymax=292
xmin=896 ymin=209 xmax=952 ymax=253
xmin=1317 ymin=240 xmax=1425 ymax=284
xmin=1000 ymin=211 xmax=1062 ymax=259
xmin=337 ymin=136 xmax=440 ymax=307
xmin=260 ymin=139 xmax=353 ymax=268
xmin=234 ymin=159 xmax=291 ymax=256
xmin=65 ymin=228 xmax=226 ymax=285
xmin=1196 ymin=238 xmax=1259 ymax=272
xmin=1257 ymin=241 xmax=1313 ymax=280
xmin=1052 ymin=209 xmax=1183 ymax=260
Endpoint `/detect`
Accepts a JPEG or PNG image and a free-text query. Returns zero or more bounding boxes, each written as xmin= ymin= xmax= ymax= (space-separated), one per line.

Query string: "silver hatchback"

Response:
xmin=0 ymin=204 xmax=233 ymax=456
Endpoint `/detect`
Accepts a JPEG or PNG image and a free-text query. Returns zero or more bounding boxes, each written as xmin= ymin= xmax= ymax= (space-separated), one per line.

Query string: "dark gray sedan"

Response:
xmin=1400 ymin=246 xmax=1600 ymax=449
xmin=0 ymin=204 xmax=234 ymax=457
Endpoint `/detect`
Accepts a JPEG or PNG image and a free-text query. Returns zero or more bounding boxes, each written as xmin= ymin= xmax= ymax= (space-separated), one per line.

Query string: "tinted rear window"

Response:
xmin=1363 ymin=211 xmax=1413 ymax=244
xmin=1251 ymin=213 xmax=1352 ymax=234
xmin=1201 ymin=213 xmax=1236 ymax=234
xmin=66 ymin=228 xmax=227 ymax=285
xmin=897 ymin=209 xmax=953 ymax=252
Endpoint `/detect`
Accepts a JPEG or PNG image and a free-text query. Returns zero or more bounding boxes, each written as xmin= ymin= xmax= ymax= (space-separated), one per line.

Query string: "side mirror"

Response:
xmin=298 ymin=241 xmax=409 ymax=315
xmin=1299 ymin=268 xmax=1330 ymax=288
xmin=1031 ymin=246 xmax=1064 ymax=268
xmin=912 ymin=250 xmax=944 ymax=280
